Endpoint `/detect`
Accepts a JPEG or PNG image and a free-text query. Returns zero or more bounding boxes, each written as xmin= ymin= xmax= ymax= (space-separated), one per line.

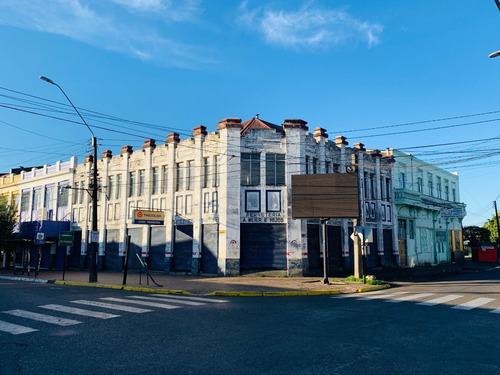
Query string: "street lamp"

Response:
xmin=489 ymin=50 xmax=500 ymax=58
xmin=40 ymin=76 xmax=98 ymax=282
xmin=494 ymin=194 xmax=500 ymax=243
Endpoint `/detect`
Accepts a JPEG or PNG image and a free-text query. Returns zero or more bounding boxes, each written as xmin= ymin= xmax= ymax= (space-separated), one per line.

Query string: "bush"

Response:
xmin=346 ymin=275 xmax=385 ymax=285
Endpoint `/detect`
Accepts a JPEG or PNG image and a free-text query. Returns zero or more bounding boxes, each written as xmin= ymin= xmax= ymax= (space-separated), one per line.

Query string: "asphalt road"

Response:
xmin=1 ymin=268 xmax=499 ymax=375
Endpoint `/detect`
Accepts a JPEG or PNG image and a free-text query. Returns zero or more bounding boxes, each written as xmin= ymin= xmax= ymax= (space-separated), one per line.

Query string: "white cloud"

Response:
xmin=0 ymin=0 xmax=211 ymax=68
xmin=238 ymin=1 xmax=383 ymax=49
xmin=111 ymin=0 xmax=202 ymax=22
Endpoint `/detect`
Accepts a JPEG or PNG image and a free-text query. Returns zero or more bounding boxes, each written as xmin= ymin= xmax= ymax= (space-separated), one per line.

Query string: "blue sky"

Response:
xmin=0 ymin=0 xmax=499 ymax=227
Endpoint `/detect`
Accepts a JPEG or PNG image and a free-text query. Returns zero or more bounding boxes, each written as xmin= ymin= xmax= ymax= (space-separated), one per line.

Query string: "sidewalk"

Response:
xmin=0 ymin=260 xmax=497 ymax=296
xmin=0 ymin=269 xmax=387 ymax=296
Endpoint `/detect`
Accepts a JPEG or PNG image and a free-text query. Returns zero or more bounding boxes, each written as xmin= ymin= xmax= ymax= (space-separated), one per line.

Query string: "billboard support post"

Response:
xmin=321 ymin=219 xmax=329 ymax=284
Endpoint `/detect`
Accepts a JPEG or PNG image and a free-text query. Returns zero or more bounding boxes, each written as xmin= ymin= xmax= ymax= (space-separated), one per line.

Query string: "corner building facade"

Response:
xmin=69 ymin=117 xmax=398 ymax=276
xmin=2 ymin=117 xmax=398 ymax=276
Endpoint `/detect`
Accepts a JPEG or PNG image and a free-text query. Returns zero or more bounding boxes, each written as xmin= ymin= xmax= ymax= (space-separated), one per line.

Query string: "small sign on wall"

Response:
xmin=132 ymin=209 xmax=165 ymax=225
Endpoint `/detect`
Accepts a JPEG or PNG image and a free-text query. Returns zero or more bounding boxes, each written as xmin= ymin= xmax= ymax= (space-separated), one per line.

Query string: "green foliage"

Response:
xmin=463 ymin=226 xmax=491 ymax=244
xmin=0 ymin=196 xmax=16 ymax=244
xmin=346 ymin=275 xmax=385 ymax=285
xmin=483 ymin=216 xmax=499 ymax=242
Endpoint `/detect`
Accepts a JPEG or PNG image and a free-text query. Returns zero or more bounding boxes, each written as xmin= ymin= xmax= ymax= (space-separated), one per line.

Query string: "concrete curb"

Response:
xmin=53 ymin=280 xmax=190 ymax=295
xmin=207 ymin=290 xmax=345 ymax=297
xmin=356 ymin=284 xmax=391 ymax=293
xmin=2 ymin=275 xmax=390 ymax=296
xmin=0 ymin=275 xmax=49 ymax=284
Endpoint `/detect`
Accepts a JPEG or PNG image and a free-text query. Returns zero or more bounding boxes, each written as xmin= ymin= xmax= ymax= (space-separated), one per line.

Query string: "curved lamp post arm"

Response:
xmin=39 ymin=76 xmax=95 ymax=138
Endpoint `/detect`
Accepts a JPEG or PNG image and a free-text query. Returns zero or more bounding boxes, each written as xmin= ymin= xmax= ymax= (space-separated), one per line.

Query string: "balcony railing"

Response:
xmin=395 ymin=188 xmax=466 ymax=215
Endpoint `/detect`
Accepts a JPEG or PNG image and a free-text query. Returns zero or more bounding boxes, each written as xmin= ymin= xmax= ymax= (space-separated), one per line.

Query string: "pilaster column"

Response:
xmin=142 ymin=139 xmax=156 ymax=261
xmin=191 ymin=126 xmax=206 ymax=274
xmin=216 ymin=118 xmax=241 ymax=276
xmin=68 ymin=156 xmax=78 ymax=223
xmin=335 ymin=136 xmax=348 ymax=173
xmin=164 ymin=133 xmax=179 ymax=272
xmin=119 ymin=146 xmax=132 ymax=260
xmin=370 ymin=149 xmax=383 ymax=265
xmin=283 ymin=119 xmax=308 ymax=276
xmin=385 ymin=150 xmax=399 ymax=264
xmin=335 ymin=136 xmax=350 ymax=259
xmin=98 ymin=150 xmax=112 ymax=269
xmin=80 ymin=155 xmax=93 ymax=267
xmin=354 ymin=143 xmax=370 ymax=266
xmin=314 ymin=127 xmax=328 ymax=174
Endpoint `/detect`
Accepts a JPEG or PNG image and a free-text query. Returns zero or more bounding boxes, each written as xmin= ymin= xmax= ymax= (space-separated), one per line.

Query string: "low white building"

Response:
xmin=0 ymin=158 xmax=77 ymax=269
xmin=392 ymin=149 xmax=466 ymax=266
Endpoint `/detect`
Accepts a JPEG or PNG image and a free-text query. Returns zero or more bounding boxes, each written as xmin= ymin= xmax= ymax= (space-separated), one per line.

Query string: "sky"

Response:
xmin=0 ymin=0 xmax=499 ymax=227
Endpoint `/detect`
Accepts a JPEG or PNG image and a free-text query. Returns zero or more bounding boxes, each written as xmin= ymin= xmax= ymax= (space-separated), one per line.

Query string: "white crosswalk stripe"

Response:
xmin=3 ymin=309 xmax=82 ymax=326
xmin=417 ymin=295 xmax=464 ymax=306
xmin=333 ymin=291 xmax=386 ymax=299
xmin=39 ymin=304 xmax=120 ymax=319
xmin=100 ymin=297 xmax=180 ymax=309
xmin=71 ymin=300 xmax=152 ymax=313
xmin=384 ymin=293 xmax=436 ymax=303
xmin=334 ymin=291 xmax=500 ymax=314
xmin=148 ymin=294 xmax=229 ymax=303
xmin=356 ymin=292 xmax=410 ymax=300
xmin=452 ymin=298 xmax=496 ymax=311
xmin=131 ymin=296 xmax=205 ymax=306
xmin=0 ymin=294 xmax=228 ymax=336
xmin=0 ymin=320 xmax=38 ymax=335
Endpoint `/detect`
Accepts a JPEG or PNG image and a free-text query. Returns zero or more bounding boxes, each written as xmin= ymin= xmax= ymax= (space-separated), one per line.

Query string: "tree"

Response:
xmin=483 ymin=215 xmax=499 ymax=243
xmin=0 ymin=196 xmax=16 ymax=244
xmin=463 ymin=226 xmax=490 ymax=244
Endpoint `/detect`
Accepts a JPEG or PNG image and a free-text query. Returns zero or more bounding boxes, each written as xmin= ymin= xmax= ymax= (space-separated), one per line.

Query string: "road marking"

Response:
xmin=333 ymin=291 xmax=386 ymax=299
xmin=451 ymin=298 xmax=496 ymax=311
xmin=357 ymin=292 xmax=410 ymax=300
xmin=0 ymin=320 xmax=38 ymax=335
xmin=132 ymin=296 xmax=205 ymax=306
xmin=417 ymin=295 xmax=463 ymax=306
xmin=100 ymin=297 xmax=180 ymax=310
xmin=39 ymin=304 xmax=120 ymax=319
xmin=147 ymin=295 xmax=228 ymax=303
xmin=384 ymin=293 xmax=436 ymax=303
xmin=3 ymin=309 xmax=82 ymax=326
xmin=71 ymin=300 xmax=152 ymax=313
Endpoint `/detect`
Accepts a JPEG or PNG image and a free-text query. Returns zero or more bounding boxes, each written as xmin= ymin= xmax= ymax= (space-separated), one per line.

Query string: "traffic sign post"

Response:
xmin=58 ymin=231 xmax=74 ymax=281
xmin=34 ymin=232 xmax=45 ymax=245
xmin=58 ymin=231 xmax=74 ymax=246
xmin=33 ymin=233 xmax=45 ymax=278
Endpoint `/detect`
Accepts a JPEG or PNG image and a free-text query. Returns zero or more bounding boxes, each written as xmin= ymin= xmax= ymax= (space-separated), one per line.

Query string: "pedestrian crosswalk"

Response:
xmin=3 ymin=309 xmax=82 ymax=326
xmin=0 ymin=294 xmax=228 ymax=336
xmin=334 ymin=290 xmax=500 ymax=313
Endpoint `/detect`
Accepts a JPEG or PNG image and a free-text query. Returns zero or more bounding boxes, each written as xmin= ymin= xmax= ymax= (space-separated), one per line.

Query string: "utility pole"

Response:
xmin=494 ymin=200 xmax=500 ymax=243
xmin=40 ymin=76 xmax=98 ymax=282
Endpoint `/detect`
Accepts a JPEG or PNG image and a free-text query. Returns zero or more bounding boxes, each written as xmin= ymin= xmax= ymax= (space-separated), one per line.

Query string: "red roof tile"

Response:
xmin=240 ymin=116 xmax=284 ymax=136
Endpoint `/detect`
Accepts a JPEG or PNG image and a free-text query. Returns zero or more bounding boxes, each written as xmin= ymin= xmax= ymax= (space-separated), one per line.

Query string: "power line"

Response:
xmin=337 ymin=110 xmax=500 ymax=134
xmin=353 ymin=117 xmax=500 ymax=139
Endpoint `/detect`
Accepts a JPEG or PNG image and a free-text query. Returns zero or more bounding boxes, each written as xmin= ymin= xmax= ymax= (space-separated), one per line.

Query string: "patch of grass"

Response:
xmin=346 ymin=275 xmax=385 ymax=285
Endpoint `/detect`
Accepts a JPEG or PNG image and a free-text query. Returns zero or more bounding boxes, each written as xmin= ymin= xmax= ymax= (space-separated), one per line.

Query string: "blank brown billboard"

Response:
xmin=291 ymin=174 xmax=359 ymax=219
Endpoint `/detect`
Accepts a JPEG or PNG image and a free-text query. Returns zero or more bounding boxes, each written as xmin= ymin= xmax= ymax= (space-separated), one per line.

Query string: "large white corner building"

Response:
xmin=2 ymin=117 xmax=400 ymax=276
